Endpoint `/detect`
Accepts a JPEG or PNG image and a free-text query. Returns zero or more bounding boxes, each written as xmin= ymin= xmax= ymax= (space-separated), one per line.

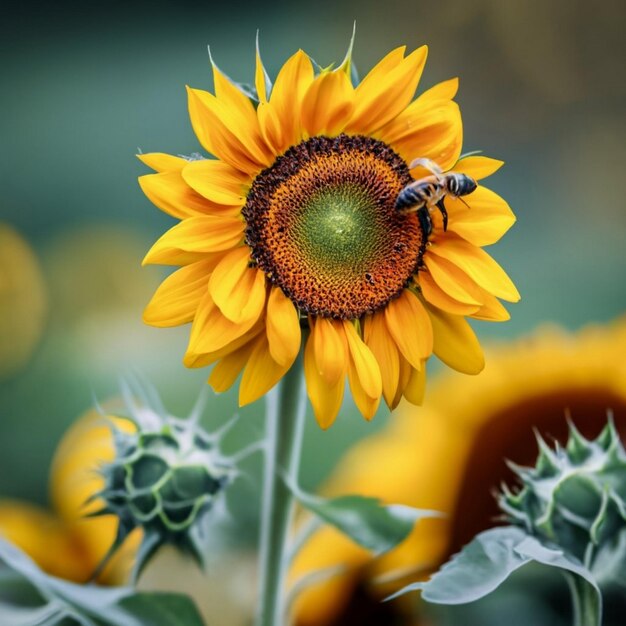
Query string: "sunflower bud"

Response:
xmin=93 ymin=406 xmax=234 ymax=580
xmin=499 ymin=418 xmax=626 ymax=565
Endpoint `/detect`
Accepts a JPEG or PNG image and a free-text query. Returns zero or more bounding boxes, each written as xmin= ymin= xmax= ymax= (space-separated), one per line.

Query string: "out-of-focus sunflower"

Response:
xmin=140 ymin=38 xmax=518 ymax=428
xmin=0 ymin=223 xmax=47 ymax=378
xmin=0 ymin=411 xmax=139 ymax=584
xmin=291 ymin=317 xmax=626 ymax=625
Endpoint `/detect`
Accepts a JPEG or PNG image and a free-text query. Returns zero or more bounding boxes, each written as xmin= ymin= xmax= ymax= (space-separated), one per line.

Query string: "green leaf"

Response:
xmin=389 ymin=527 xmax=531 ymax=604
xmin=514 ymin=536 xmax=602 ymax=625
xmin=0 ymin=538 xmax=206 ymax=626
xmin=0 ymin=602 xmax=66 ymax=626
xmin=388 ymin=525 xmax=602 ymax=626
xmin=291 ymin=485 xmax=439 ymax=556
xmin=117 ymin=593 xmax=205 ymax=626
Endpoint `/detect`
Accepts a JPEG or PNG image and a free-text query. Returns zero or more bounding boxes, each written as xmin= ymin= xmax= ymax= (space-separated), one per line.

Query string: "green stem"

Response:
xmin=256 ymin=351 xmax=307 ymax=626
xmin=564 ymin=573 xmax=602 ymax=626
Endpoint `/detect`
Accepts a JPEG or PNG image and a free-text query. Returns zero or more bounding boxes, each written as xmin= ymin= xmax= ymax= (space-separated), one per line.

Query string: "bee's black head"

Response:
xmin=457 ymin=174 xmax=477 ymax=196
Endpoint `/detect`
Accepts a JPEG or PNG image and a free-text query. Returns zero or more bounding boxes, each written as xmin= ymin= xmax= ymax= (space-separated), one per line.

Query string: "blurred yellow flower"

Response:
xmin=140 ymin=41 xmax=518 ymax=429
xmin=291 ymin=317 xmax=626 ymax=625
xmin=0 ymin=223 xmax=47 ymax=378
xmin=0 ymin=410 xmax=139 ymax=584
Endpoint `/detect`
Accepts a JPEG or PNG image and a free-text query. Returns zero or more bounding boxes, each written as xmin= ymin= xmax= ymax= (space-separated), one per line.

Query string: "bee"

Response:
xmin=395 ymin=158 xmax=477 ymax=235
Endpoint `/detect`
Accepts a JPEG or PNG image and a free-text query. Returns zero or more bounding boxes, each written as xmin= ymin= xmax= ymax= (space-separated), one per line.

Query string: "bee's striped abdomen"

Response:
xmin=395 ymin=181 xmax=437 ymax=211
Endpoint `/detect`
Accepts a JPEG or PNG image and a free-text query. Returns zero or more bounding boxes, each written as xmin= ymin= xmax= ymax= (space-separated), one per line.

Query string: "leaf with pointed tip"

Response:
xmin=289 ymin=483 xmax=440 ymax=556
xmin=117 ymin=593 xmax=205 ymax=626
xmin=388 ymin=527 xmax=530 ymax=603
xmin=388 ymin=525 xmax=602 ymax=626
xmin=0 ymin=538 xmax=206 ymax=626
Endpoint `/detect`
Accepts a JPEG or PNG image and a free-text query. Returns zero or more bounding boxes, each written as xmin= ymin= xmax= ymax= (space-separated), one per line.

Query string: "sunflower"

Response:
xmin=0 ymin=223 xmax=47 ymax=379
xmin=140 ymin=39 xmax=518 ymax=428
xmin=0 ymin=410 xmax=139 ymax=584
xmin=290 ymin=317 xmax=626 ymax=625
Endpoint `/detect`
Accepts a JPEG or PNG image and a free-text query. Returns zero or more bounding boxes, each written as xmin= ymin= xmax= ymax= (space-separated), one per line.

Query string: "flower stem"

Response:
xmin=256 ymin=351 xmax=307 ymax=626
xmin=564 ymin=573 xmax=602 ymax=626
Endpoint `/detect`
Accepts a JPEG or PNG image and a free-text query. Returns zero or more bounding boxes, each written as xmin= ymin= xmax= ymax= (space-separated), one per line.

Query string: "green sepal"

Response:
xmin=337 ymin=22 xmax=360 ymax=86
xmin=533 ymin=431 xmax=561 ymax=478
xmin=255 ymin=31 xmax=273 ymax=102
xmin=207 ymin=45 xmax=259 ymax=103
xmin=565 ymin=419 xmax=593 ymax=464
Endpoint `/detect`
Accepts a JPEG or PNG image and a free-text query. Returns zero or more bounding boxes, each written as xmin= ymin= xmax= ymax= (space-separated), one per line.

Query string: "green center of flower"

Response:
xmin=243 ymin=134 xmax=426 ymax=319
xmin=297 ymin=182 xmax=385 ymax=272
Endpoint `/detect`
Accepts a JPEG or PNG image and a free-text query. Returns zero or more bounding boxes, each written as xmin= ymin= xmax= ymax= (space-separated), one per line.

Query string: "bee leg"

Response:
xmin=435 ymin=198 xmax=448 ymax=231
xmin=417 ymin=206 xmax=432 ymax=238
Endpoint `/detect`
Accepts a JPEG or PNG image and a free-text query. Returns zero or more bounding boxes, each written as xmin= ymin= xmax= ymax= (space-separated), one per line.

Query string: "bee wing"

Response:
xmin=408 ymin=157 xmax=444 ymax=179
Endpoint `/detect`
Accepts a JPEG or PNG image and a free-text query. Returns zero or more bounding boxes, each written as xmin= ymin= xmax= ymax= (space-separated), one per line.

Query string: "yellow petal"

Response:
xmin=240 ymin=334 xmax=290 ymax=405
xmin=257 ymin=50 xmax=314 ymax=154
xmin=301 ymin=70 xmax=355 ymax=137
xmin=266 ymin=286 xmax=301 ymax=368
xmin=429 ymin=234 xmax=520 ymax=302
xmin=139 ymin=171 xmax=226 ymax=219
xmin=418 ymin=270 xmax=480 ymax=316
xmin=185 ymin=320 xmax=264 ymax=369
xmin=143 ymin=216 xmax=245 ymax=265
xmin=379 ymin=77 xmax=462 ymax=170
xmin=137 ymin=152 xmax=187 ymax=172
xmin=304 ymin=334 xmax=345 ymax=430
xmin=209 ymin=247 xmax=267 ymax=323
xmin=403 ymin=363 xmax=427 ymax=405
xmin=143 ymin=258 xmax=218 ymax=327
xmin=0 ymin=501 xmax=91 ymax=582
xmin=426 ymin=304 xmax=485 ymax=374
xmin=187 ymin=87 xmax=264 ymax=175
xmin=393 ymin=355 xmax=413 ymax=409
xmin=471 ymin=290 xmax=511 ymax=322
xmin=343 ymin=321 xmax=382 ymax=400
xmin=347 ymin=357 xmax=381 ymax=421
xmin=418 ymin=77 xmax=459 ymax=103
xmin=444 ymin=186 xmax=516 ymax=247
xmin=187 ymin=291 xmax=262 ymax=356
xmin=212 ymin=64 xmax=273 ymax=166
xmin=455 ymin=155 xmax=504 ymax=180
xmin=312 ymin=317 xmax=348 ymax=386
xmin=348 ymin=46 xmax=428 ymax=134
xmin=423 ymin=253 xmax=483 ymax=305
xmin=383 ymin=103 xmax=462 ymax=171
xmin=181 ymin=159 xmax=249 ymax=208
xmin=384 ymin=290 xmax=433 ymax=368
xmin=208 ymin=340 xmax=255 ymax=392
xmin=364 ymin=312 xmax=400 ymax=408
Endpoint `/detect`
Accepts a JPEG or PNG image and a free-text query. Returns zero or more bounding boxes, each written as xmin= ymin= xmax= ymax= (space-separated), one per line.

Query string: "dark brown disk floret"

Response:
xmin=243 ymin=134 xmax=426 ymax=319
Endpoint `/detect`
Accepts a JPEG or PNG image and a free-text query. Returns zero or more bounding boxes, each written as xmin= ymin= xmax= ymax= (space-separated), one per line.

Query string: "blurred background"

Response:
xmin=0 ymin=1 xmax=624 ymax=624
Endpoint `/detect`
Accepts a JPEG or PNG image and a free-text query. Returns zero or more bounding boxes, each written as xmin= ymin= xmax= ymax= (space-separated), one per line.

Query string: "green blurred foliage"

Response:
xmin=0 ymin=1 xmax=624 ymax=623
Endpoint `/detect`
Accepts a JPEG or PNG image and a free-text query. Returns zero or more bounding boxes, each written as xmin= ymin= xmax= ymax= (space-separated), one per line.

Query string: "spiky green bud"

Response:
xmin=91 ymin=392 xmax=235 ymax=581
xmin=499 ymin=418 xmax=626 ymax=564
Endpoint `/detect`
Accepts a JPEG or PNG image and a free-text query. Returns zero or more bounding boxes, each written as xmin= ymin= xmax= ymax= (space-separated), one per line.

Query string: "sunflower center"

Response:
xmin=243 ymin=134 xmax=426 ymax=319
